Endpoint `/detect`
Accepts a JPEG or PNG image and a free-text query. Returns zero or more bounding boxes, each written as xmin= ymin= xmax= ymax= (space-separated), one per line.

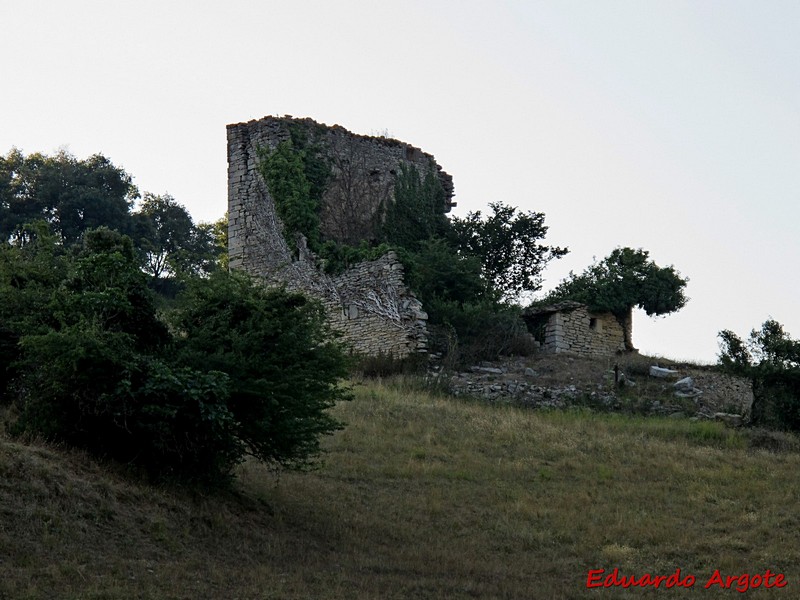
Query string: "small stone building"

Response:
xmin=522 ymin=301 xmax=628 ymax=357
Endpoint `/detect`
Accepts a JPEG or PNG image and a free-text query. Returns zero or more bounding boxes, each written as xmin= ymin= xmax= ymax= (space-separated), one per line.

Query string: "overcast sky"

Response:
xmin=2 ymin=0 xmax=798 ymax=363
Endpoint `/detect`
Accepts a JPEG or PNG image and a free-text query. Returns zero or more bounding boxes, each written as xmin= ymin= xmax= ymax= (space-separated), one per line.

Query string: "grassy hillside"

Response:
xmin=2 ymin=379 xmax=799 ymax=599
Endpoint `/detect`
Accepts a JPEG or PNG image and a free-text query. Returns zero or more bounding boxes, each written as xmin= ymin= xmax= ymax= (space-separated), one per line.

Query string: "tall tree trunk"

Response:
xmin=616 ymin=307 xmax=636 ymax=352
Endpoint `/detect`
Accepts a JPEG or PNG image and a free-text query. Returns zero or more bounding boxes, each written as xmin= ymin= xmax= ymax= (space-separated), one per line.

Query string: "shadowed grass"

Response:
xmin=2 ymin=380 xmax=799 ymax=598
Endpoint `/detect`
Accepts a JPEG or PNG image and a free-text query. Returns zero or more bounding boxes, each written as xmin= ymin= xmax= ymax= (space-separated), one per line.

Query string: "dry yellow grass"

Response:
xmin=2 ymin=380 xmax=799 ymax=599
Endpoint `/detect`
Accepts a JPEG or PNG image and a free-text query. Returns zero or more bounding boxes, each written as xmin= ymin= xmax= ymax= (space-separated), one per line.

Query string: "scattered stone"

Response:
xmin=650 ymin=366 xmax=679 ymax=378
xmin=617 ymin=373 xmax=636 ymax=388
xmin=673 ymin=376 xmax=704 ymax=398
xmin=524 ymin=367 xmax=538 ymax=378
xmin=714 ymin=412 xmax=744 ymax=428
xmin=470 ymin=366 xmax=504 ymax=375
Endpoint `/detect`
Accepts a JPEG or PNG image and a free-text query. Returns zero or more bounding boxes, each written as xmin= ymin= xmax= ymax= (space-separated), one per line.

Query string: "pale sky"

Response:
xmin=2 ymin=0 xmax=799 ymax=363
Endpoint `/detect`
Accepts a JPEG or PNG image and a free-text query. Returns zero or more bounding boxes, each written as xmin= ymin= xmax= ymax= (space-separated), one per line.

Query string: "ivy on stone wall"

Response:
xmin=384 ymin=163 xmax=449 ymax=250
xmin=257 ymin=141 xmax=321 ymax=254
xmin=257 ymin=132 xmax=453 ymax=276
xmin=318 ymin=240 xmax=392 ymax=274
xmin=287 ymin=122 xmax=331 ymax=205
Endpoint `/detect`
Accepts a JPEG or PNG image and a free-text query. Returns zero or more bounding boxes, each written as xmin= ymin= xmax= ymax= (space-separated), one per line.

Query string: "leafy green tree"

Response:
xmin=169 ymin=270 xmax=351 ymax=470
xmin=0 ymin=149 xmax=137 ymax=244
xmin=0 ymin=223 xmax=68 ymax=401
xmin=542 ymin=247 xmax=688 ymax=351
xmin=449 ymin=202 xmax=568 ymax=302
xmin=133 ymin=193 xmax=221 ymax=279
xmin=719 ymin=320 xmax=800 ymax=430
xmin=4 ymin=227 xmax=215 ymax=478
xmin=399 ymin=238 xmax=486 ymax=312
xmin=202 ymin=212 xmax=229 ymax=271
xmin=133 ymin=193 xmax=196 ymax=278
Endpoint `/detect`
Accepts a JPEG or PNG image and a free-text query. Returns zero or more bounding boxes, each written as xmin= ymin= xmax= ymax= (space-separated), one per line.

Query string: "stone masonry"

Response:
xmin=227 ymin=116 xmax=454 ymax=357
xmin=523 ymin=301 xmax=627 ymax=357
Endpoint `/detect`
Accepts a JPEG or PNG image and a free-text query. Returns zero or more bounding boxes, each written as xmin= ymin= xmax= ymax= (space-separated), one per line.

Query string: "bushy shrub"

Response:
xmin=4 ymin=226 xmax=351 ymax=484
xmin=121 ymin=359 xmax=242 ymax=483
xmin=169 ymin=270 xmax=352 ymax=471
xmin=425 ymin=300 xmax=535 ymax=364
xmin=352 ymin=351 xmax=427 ymax=379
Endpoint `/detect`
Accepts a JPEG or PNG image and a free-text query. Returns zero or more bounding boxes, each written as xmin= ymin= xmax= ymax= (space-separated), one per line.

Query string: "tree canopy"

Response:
xmin=133 ymin=193 xmax=223 ymax=278
xmin=1 ymin=149 xmax=225 ymax=289
xmin=0 ymin=145 xmax=346 ymax=485
xmin=0 ymin=149 xmax=137 ymax=244
xmin=449 ymin=202 xmax=568 ymax=302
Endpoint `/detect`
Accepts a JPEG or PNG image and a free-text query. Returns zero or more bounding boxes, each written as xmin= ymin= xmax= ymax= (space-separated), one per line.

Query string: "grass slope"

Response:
xmin=2 ymin=380 xmax=799 ymax=599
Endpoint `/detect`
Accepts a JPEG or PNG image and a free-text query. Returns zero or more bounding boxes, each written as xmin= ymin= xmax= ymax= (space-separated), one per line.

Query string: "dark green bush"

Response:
xmin=4 ymin=226 xmax=351 ymax=485
xmin=352 ymin=351 xmax=427 ymax=379
xmin=169 ymin=270 xmax=352 ymax=471
xmin=425 ymin=300 xmax=534 ymax=364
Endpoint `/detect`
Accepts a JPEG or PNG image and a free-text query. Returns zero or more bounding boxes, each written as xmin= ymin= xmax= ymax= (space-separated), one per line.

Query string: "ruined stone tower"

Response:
xmin=227 ymin=116 xmax=455 ymax=357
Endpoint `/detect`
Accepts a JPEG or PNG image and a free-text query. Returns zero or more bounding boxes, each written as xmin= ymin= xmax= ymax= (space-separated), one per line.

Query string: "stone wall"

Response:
xmin=323 ymin=251 xmax=428 ymax=356
xmin=525 ymin=302 xmax=626 ymax=357
xmin=227 ymin=116 xmax=450 ymax=357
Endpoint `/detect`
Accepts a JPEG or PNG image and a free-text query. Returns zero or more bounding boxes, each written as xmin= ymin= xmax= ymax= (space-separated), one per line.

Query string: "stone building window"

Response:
xmin=589 ymin=317 xmax=599 ymax=331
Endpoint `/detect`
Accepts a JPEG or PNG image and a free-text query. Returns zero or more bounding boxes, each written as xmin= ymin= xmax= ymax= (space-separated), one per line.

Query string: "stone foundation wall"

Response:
xmin=226 ymin=116 xmax=448 ymax=357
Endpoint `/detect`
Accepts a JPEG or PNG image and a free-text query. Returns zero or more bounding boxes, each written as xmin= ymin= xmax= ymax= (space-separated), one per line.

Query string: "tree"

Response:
xmin=0 ymin=149 xmax=137 ymax=245
xmin=543 ymin=247 xmax=688 ymax=351
xmin=133 ymin=193 xmax=222 ymax=278
xmin=719 ymin=320 xmax=800 ymax=430
xmin=0 ymin=222 xmax=68 ymax=401
xmin=201 ymin=212 xmax=229 ymax=271
xmin=10 ymin=228 xmax=172 ymax=460
xmin=399 ymin=238 xmax=486 ymax=312
xmin=133 ymin=193 xmax=195 ymax=278
xmin=449 ymin=202 xmax=568 ymax=302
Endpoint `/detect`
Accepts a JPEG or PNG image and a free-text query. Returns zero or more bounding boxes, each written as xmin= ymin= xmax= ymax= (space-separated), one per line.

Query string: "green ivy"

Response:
xmin=257 ymin=141 xmax=321 ymax=254
xmin=317 ymin=240 xmax=392 ymax=275
xmin=287 ymin=122 xmax=331 ymax=205
xmin=384 ymin=163 xmax=449 ymax=249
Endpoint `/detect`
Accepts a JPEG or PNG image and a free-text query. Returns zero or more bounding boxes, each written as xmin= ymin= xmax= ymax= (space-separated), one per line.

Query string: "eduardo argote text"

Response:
xmin=586 ymin=568 xmax=788 ymax=592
